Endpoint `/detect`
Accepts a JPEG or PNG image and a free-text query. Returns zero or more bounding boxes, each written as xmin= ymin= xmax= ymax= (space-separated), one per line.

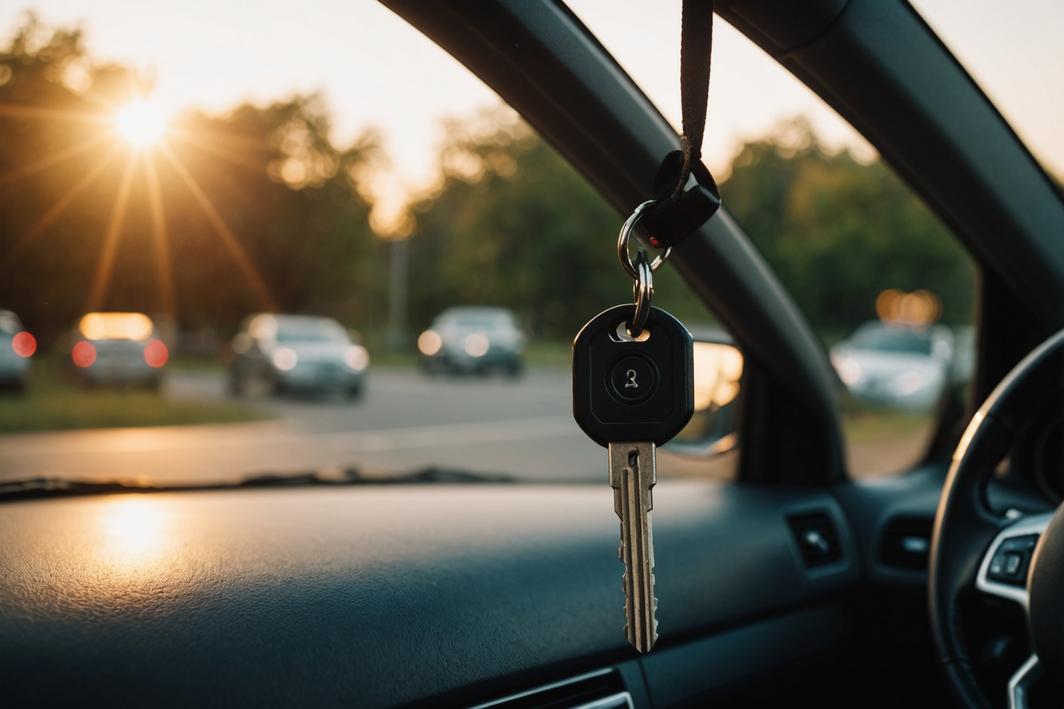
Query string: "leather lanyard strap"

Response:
xmin=642 ymin=0 xmax=721 ymax=249
xmin=676 ymin=0 xmax=714 ymax=197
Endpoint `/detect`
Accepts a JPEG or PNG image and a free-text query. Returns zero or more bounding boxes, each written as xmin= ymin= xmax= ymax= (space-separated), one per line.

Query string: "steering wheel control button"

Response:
xmin=608 ymin=355 xmax=658 ymax=404
xmin=988 ymin=534 xmax=1039 ymax=585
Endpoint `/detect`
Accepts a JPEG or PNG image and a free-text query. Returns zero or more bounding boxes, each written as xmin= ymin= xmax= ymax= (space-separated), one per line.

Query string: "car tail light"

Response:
xmin=144 ymin=339 xmax=169 ymax=368
xmin=11 ymin=331 xmax=36 ymax=358
xmin=72 ymin=341 xmax=96 ymax=368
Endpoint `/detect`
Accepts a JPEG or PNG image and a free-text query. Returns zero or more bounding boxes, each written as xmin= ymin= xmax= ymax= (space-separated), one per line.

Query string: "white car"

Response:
xmin=830 ymin=322 xmax=954 ymax=411
xmin=228 ymin=314 xmax=369 ymax=398
xmin=417 ymin=306 xmax=525 ymax=377
xmin=0 ymin=310 xmax=35 ymax=391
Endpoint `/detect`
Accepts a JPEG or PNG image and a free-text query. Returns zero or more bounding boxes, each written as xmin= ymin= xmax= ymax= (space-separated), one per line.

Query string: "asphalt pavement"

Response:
xmin=0 ymin=367 xmax=720 ymax=485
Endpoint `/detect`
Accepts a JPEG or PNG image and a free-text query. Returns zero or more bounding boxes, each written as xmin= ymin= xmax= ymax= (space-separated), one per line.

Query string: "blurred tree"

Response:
xmin=405 ymin=108 xmax=709 ymax=339
xmin=0 ymin=16 xmax=382 ymax=347
xmin=722 ymin=117 xmax=975 ymax=337
xmin=0 ymin=17 xmax=976 ymax=352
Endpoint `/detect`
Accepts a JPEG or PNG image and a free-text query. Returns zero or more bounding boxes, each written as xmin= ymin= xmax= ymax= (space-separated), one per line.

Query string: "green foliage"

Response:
xmin=721 ymin=117 xmax=975 ymax=335
xmin=0 ymin=18 xmax=976 ymax=351
xmin=0 ymin=360 xmax=266 ymax=433
xmin=405 ymin=110 xmax=710 ymax=339
xmin=0 ymin=17 xmax=382 ymax=345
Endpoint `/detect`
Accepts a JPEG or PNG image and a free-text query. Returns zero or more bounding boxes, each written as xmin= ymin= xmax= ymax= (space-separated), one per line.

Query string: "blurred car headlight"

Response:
xmin=344 ymin=345 xmax=369 ymax=371
xmin=463 ymin=332 xmax=490 ymax=358
xmin=417 ymin=330 xmax=442 ymax=356
xmin=832 ymin=355 xmax=862 ymax=387
xmin=271 ymin=347 xmax=298 ymax=371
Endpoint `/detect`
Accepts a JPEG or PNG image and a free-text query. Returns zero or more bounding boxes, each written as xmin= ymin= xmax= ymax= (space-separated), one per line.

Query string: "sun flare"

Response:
xmin=115 ymin=99 xmax=167 ymax=148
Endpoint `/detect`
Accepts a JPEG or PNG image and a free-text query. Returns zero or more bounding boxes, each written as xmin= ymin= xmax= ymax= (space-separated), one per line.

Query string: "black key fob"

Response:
xmin=572 ymin=304 xmax=694 ymax=447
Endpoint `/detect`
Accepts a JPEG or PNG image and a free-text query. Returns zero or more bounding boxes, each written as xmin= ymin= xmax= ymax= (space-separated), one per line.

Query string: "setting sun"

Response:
xmin=114 ymin=99 xmax=167 ymax=148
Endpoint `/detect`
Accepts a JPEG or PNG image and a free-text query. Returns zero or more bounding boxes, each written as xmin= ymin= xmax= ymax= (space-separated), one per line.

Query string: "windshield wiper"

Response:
xmin=0 ymin=466 xmax=514 ymax=502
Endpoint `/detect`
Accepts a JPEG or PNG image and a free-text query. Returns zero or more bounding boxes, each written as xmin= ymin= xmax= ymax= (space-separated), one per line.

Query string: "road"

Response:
xmin=0 ymin=368 xmax=719 ymax=485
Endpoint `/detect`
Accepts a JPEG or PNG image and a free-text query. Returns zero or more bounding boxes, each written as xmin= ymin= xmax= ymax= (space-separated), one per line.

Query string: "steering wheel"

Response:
xmin=930 ymin=328 xmax=1064 ymax=709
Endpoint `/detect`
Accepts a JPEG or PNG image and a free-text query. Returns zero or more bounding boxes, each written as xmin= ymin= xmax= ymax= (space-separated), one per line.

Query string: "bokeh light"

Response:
xmin=72 ymin=340 xmax=97 ymax=368
xmin=11 ymin=330 xmax=36 ymax=358
xmin=79 ymin=312 xmax=154 ymax=341
xmin=144 ymin=339 xmax=169 ymax=368
xmin=875 ymin=288 xmax=942 ymax=326
xmin=463 ymin=332 xmax=490 ymax=358
xmin=271 ymin=346 xmax=298 ymax=371
xmin=417 ymin=330 xmax=442 ymax=356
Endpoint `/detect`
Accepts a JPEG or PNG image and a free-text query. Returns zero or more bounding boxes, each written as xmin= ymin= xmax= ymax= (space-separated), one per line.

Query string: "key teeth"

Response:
xmin=609 ymin=441 xmax=659 ymax=654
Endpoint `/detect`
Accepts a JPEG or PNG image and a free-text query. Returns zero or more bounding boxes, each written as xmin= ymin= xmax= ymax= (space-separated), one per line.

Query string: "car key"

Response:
xmin=572 ymin=302 xmax=694 ymax=653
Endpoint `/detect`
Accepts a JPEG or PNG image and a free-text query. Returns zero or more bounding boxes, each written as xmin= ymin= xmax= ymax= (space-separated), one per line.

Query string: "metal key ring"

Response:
xmin=618 ymin=200 xmax=672 ymax=280
xmin=628 ymin=250 xmax=654 ymax=338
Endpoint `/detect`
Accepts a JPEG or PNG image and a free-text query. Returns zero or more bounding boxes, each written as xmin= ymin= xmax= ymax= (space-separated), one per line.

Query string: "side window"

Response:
xmin=725 ymin=120 xmax=975 ymax=476
xmin=568 ymin=1 xmax=975 ymax=477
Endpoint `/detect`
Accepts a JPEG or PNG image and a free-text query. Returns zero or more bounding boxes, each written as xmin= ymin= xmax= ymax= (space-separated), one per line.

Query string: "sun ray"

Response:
xmin=0 ymin=103 xmax=109 ymax=125
xmin=160 ymin=144 xmax=276 ymax=310
xmin=143 ymin=153 xmax=177 ymax=318
xmin=168 ymin=129 xmax=265 ymax=173
xmin=0 ymin=133 xmax=108 ymax=187
xmin=1 ymin=145 xmax=121 ymax=269
xmin=86 ymin=153 xmax=136 ymax=313
xmin=74 ymin=87 xmax=120 ymax=113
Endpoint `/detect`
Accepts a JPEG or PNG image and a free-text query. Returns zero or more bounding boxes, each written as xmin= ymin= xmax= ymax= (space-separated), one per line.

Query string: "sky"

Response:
xmin=2 ymin=0 xmax=1061 ymax=226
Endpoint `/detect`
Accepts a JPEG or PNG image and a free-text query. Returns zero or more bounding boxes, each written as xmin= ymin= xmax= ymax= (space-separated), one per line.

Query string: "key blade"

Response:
xmin=608 ymin=441 xmax=658 ymax=653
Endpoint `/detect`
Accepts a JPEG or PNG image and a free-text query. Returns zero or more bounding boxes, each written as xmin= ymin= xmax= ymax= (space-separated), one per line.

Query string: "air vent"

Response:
xmin=473 ymin=668 xmax=631 ymax=709
xmin=879 ymin=515 xmax=934 ymax=571
xmin=787 ymin=511 xmax=843 ymax=568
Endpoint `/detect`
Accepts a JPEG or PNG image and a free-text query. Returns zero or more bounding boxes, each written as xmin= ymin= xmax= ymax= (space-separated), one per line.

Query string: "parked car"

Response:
xmin=228 ymin=314 xmax=369 ymax=398
xmin=0 ymin=309 xmax=35 ymax=391
xmin=417 ymin=306 xmax=525 ymax=376
xmin=830 ymin=321 xmax=954 ymax=411
xmin=71 ymin=311 xmax=168 ymax=389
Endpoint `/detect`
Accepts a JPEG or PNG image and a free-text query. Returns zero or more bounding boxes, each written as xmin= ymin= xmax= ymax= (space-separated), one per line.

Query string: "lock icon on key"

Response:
xmin=607 ymin=353 xmax=659 ymax=404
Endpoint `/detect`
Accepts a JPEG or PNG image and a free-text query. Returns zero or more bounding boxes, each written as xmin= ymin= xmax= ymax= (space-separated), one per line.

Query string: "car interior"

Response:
xmin=1 ymin=1 xmax=1063 ymax=707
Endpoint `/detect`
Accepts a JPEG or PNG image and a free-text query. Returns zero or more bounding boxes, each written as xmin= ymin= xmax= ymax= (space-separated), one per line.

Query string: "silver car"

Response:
xmin=0 ymin=310 xmax=35 ymax=391
xmin=417 ymin=306 xmax=525 ymax=377
xmin=830 ymin=321 xmax=954 ymax=411
xmin=71 ymin=312 xmax=168 ymax=389
xmin=228 ymin=314 xmax=369 ymax=398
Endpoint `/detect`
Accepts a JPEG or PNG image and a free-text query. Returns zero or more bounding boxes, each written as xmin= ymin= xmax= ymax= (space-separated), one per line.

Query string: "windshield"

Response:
xmin=440 ymin=312 xmax=514 ymax=329
xmin=0 ymin=2 xmax=1028 ymax=489
xmin=849 ymin=326 xmax=934 ymax=356
xmin=4 ymin=2 xmax=733 ymax=488
xmin=275 ymin=323 xmax=349 ymax=344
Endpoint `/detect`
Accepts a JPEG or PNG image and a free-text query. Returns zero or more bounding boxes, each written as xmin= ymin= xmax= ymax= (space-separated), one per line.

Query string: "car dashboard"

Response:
xmin=0 ymin=482 xmax=862 ymax=707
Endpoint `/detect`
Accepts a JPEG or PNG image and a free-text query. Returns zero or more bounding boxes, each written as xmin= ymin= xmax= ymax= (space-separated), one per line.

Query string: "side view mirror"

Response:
xmin=669 ymin=332 xmax=743 ymax=456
